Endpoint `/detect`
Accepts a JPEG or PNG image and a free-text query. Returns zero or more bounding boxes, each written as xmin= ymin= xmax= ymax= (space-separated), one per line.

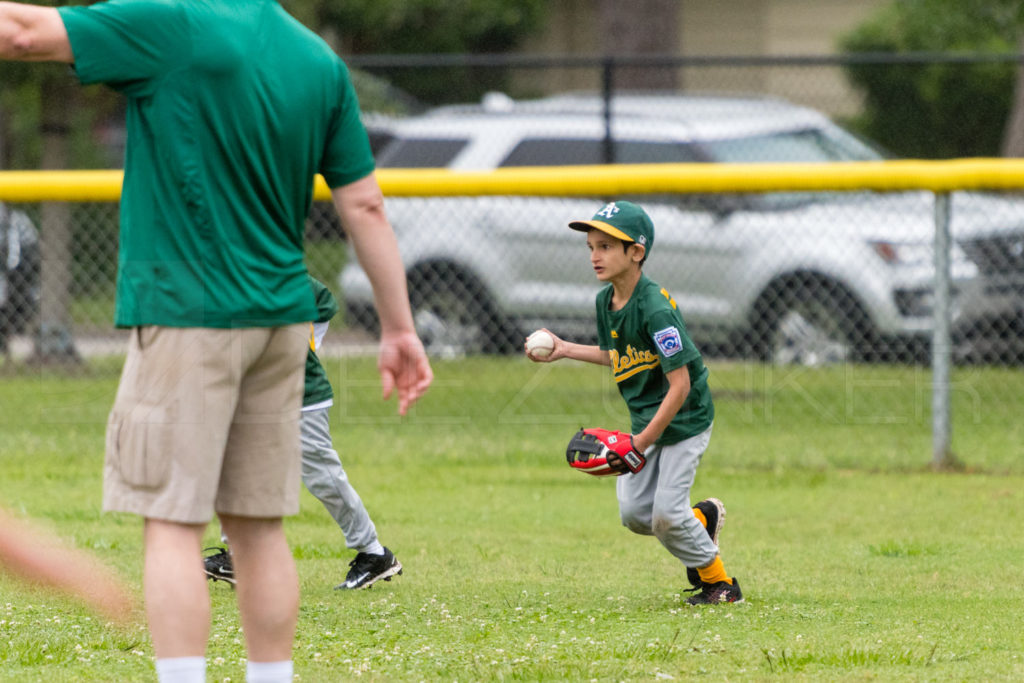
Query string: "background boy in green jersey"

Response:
xmin=526 ymin=200 xmax=743 ymax=605
xmin=204 ymin=278 xmax=403 ymax=591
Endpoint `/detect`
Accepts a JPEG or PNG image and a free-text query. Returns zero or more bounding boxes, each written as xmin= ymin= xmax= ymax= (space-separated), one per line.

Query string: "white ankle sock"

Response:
xmin=360 ymin=541 xmax=385 ymax=556
xmin=246 ymin=660 xmax=293 ymax=683
xmin=155 ymin=656 xmax=205 ymax=683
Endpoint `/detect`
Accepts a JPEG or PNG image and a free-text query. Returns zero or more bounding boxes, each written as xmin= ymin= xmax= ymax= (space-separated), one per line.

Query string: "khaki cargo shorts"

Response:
xmin=104 ymin=324 xmax=309 ymax=523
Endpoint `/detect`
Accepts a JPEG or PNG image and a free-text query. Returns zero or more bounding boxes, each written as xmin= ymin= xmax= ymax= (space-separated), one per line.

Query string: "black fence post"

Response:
xmin=602 ymin=56 xmax=614 ymax=165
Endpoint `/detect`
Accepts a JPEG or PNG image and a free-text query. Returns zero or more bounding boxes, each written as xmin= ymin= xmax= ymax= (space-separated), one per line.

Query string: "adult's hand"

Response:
xmin=378 ymin=329 xmax=433 ymax=416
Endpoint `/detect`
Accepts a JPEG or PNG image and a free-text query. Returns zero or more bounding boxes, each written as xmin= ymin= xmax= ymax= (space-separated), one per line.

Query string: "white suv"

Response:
xmin=341 ymin=93 xmax=1024 ymax=363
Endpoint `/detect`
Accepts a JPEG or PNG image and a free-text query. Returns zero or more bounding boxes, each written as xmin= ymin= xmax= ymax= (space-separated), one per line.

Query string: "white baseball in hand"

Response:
xmin=526 ymin=330 xmax=555 ymax=358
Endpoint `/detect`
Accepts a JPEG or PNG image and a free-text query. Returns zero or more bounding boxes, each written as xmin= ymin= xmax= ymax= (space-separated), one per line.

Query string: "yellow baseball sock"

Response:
xmin=697 ymin=555 xmax=732 ymax=585
xmin=693 ymin=506 xmax=707 ymax=529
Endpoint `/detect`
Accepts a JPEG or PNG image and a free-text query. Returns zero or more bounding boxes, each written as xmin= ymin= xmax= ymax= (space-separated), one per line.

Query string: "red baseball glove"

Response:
xmin=565 ymin=427 xmax=646 ymax=476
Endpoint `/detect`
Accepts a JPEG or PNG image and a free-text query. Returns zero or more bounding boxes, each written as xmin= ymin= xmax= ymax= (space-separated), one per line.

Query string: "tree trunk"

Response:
xmin=32 ymin=72 xmax=80 ymax=365
xmin=596 ymin=0 xmax=679 ymax=91
xmin=1001 ymin=38 xmax=1024 ymax=157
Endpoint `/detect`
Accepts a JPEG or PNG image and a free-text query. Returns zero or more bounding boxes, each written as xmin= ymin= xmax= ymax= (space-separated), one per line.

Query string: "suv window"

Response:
xmin=704 ymin=129 xmax=880 ymax=163
xmin=377 ymin=138 xmax=469 ymax=168
xmin=699 ymin=130 xmax=882 ymax=211
xmin=499 ymin=138 xmax=703 ymax=167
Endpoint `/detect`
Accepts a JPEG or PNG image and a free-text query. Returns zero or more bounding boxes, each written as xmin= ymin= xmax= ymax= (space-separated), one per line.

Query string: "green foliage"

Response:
xmin=316 ymin=0 xmax=544 ymax=55
xmin=1 ymin=357 xmax=1023 ymax=679
xmin=348 ymin=69 xmax=422 ymax=115
xmin=313 ymin=0 xmax=547 ymax=104
xmin=1 ymin=0 xmax=546 ymax=170
xmin=0 ymin=0 xmax=109 ymax=169
xmin=839 ymin=0 xmax=1023 ymax=158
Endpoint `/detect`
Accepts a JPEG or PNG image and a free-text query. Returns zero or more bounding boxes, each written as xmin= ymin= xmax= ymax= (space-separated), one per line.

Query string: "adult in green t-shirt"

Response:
xmin=1 ymin=4 xmax=433 ymax=681
xmin=526 ymin=201 xmax=744 ymax=606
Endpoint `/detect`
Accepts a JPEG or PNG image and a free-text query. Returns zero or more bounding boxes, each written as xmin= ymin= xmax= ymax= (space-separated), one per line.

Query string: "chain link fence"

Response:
xmin=2 ymin=55 xmax=1022 ymax=469
xmin=9 ymin=183 xmax=1023 ymax=368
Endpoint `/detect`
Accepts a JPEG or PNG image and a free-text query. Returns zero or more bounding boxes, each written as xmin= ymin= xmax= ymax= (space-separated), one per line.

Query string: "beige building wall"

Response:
xmin=521 ymin=0 xmax=888 ymax=116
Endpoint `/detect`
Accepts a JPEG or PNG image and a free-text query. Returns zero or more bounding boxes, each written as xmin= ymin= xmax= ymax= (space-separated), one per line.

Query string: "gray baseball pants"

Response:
xmin=300 ymin=407 xmax=379 ymax=553
xmin=616 ymin=424 xmax=717 ymax=568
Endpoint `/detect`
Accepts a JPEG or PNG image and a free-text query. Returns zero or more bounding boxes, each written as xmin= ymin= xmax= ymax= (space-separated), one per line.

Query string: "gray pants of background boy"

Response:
xmin=300 ymin=407 xmax=379 ymax=552
xmin=616 ymin=424 xmax=717 ymax=568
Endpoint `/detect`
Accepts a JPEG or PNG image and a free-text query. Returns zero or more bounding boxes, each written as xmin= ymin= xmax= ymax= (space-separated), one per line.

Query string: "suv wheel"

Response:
xmin=753 ymin=275 xmax=871 ymax=366
xmin=770 ymin=303 xmax=851 ymax=366
xmin=408 ymin=264 xmax=519 ymax=356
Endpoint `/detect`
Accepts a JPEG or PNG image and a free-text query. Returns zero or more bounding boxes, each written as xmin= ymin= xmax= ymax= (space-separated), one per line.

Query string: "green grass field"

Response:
xmin=1 ymin=356 xmax=1022 ymax=681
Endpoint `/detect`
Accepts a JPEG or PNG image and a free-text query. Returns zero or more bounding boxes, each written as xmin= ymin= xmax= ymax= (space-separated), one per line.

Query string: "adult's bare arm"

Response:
xmin=0 ymin=508 xmax=137 ymax=624
xmin=0 ymin=3 xmax=72 ymax=62
xmin=331 ymin=174 xmax=433 ymax=415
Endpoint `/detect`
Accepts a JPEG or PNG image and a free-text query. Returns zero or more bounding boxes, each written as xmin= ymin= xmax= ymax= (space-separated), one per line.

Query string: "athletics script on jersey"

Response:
xmin=610 ymin=345 xmax=660 ymax=382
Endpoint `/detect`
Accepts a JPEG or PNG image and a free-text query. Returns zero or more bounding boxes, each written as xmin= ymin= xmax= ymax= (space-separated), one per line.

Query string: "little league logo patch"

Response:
xmin=653 ymin=326 xmax=683 ymax=357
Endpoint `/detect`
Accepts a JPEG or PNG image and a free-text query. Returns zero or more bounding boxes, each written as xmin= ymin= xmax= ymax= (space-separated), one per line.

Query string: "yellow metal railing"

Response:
xmin=4 ymin=159 xmax=1024 ymax=202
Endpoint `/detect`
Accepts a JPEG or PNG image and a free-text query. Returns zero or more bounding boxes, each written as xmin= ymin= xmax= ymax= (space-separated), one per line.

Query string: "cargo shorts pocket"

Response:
xmin=106 ymin=412 xmax=169 ymax=490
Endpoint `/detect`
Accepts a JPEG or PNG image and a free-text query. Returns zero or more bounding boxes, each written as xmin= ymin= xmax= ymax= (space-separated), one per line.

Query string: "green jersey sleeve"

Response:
xmin=58 ymin=0 xmax=188 ymax=94
xmin=645 ymin=307 xmax=699 ymax=374
xmin=319 ymin=62 xmax=376 ymax=188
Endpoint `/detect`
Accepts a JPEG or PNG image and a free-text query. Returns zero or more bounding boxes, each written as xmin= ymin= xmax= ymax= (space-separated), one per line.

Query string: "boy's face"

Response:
xmin=586 ymin=229 xmax=644 ymax=282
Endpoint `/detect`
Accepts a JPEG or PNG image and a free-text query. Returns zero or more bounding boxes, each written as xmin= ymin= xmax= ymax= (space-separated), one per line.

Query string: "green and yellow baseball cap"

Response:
xmin=569 ymin=200 xmax=654 ymax=255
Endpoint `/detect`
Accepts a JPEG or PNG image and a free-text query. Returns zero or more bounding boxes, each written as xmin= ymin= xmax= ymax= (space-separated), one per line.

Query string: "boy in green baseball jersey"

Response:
xmin=526 ymin=200 xmax=742 ymax=605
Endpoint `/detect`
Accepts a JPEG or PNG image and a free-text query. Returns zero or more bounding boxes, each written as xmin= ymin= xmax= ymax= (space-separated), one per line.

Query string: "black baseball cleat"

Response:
xmin=203 ymin=547 xmax=236 ymax=586
xmin=695 ymin=497 xmax=726 ymax=545
xmin=687 ymin=498 xmax=727 ymax=588
xmin=685 ymin=578 xmax=744 ymax=605
xmin=335 ymin=547 xmax=403 ymax=590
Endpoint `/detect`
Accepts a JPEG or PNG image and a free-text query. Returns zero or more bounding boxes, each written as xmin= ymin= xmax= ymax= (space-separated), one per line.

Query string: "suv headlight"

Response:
xmin=869 ymin=240 xmax=972 ymax=270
